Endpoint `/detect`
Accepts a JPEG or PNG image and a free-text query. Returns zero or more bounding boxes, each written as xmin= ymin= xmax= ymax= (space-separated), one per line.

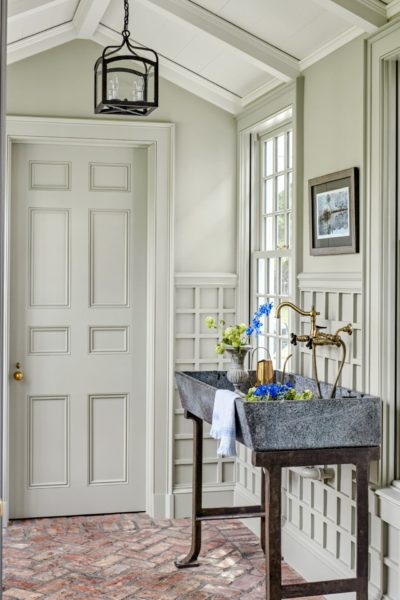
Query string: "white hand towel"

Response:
xmin=210 ymin=389 xmax=238 ymax=457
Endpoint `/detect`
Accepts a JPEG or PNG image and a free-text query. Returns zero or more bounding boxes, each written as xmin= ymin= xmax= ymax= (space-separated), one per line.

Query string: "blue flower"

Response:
xmin=245 ymin=302 xmax=273 ymax=337
xmin=254 ymin=384 xmax=269 ymax=396
xmin=252 ymin=382 xmax=292 ymax=400
xmin=259 ymin=303 xmax=273 ymax=316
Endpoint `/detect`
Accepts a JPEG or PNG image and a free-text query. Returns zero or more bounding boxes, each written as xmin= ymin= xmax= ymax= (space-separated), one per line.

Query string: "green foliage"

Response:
xmin=205 ymin=318 xmax=249 ymax=355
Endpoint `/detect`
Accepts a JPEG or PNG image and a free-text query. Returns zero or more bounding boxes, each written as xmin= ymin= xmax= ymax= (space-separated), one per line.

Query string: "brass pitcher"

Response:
xmin=251 ymin=348 xmax=274 ymax=386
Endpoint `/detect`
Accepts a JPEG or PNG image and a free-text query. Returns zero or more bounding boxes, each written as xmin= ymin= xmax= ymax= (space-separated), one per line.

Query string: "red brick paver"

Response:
xmin=3 ymin=513 xmax=325 ymax=599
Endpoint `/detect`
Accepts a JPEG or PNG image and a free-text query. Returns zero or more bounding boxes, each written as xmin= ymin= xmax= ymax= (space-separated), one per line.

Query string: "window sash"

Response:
xmin=251 ymin=122 xmax=293 ymax=369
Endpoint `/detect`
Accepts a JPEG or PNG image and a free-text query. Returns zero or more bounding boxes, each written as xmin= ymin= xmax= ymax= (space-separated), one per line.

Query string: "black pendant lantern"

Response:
xmin=94 ymin=0 xmax=159 ymax=116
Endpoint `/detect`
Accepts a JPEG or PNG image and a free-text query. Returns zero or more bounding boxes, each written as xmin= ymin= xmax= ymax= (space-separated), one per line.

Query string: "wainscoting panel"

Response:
xmin=173 ymin=273 xmax=237 ymax=516
xmin=287 ymin=273 xmax=382 ymax=598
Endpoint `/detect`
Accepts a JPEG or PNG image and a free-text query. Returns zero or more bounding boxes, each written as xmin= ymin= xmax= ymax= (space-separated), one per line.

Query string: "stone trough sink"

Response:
xmin=175 ymin=370 xmax=381 ymax=451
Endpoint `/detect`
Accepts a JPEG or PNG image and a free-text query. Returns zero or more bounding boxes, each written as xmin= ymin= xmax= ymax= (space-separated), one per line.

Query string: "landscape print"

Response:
xmin=316 ymin=186 xmax=350 ymax=240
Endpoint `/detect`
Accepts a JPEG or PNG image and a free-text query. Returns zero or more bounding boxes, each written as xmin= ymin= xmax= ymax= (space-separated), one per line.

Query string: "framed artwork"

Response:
xmin=309 ymin=167 xmax=359 ymax=255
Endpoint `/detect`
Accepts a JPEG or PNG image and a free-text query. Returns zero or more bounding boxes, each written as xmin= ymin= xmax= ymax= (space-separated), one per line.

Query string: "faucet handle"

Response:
xmin=290 ymin=333 xmax=297 ymax=346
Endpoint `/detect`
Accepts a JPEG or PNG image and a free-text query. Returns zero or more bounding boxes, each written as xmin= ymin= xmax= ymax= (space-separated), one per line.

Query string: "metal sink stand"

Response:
xmin=175 ymin=409 xmax=380 ymax=600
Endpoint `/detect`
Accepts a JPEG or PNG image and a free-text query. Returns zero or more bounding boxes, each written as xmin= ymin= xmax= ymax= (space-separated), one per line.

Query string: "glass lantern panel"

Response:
xmin=106 ymin=59 xmax=154 ymax=104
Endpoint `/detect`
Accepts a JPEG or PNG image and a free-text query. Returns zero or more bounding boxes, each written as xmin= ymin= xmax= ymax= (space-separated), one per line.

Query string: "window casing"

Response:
xmin=251 ymin=122 xmax=293 ymax=367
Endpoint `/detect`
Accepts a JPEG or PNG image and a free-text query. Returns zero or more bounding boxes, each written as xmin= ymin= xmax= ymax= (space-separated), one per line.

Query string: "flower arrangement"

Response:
xmin=245 ymin=383 xmax=314 ymax=402
xmin=205 ymin=302 xmax=273 ymax=355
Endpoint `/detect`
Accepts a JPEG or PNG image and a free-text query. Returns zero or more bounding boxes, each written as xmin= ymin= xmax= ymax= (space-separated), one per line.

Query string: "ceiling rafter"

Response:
xmin=74 ymin=0 xmax=113 ymax=38
xmin=312 ymin=0 xmax=387 ymax=32
xmin=139 ymin=0 xmax=300 ymax=82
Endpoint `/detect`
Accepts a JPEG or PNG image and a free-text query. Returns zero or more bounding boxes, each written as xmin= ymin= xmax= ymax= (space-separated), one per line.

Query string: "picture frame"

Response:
xmin=309 ymin=167 xmax=359 ymax=256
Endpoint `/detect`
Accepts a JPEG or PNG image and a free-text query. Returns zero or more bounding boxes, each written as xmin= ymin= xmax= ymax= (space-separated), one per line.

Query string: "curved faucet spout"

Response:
xmin=275 ymin=300 xmax=320 ymax=319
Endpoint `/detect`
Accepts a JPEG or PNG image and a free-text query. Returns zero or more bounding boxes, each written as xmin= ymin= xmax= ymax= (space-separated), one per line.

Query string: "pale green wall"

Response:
xmin=7 ymin=39 xmax=237 ymax=273
xmin=302 ymin=36 xmax=365 ymax=273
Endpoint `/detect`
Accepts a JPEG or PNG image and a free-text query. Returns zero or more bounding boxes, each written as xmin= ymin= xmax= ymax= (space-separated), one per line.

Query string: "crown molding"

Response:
xmin=141 ymin=0 xmax=299 ymax=82
xmin=387 ymin=0 xmax=400 ymax=19
xmin=7 ymin=22 xmax=76 ymax=65
xmin=312 ymin=0 xmax=387 ymax=32
xmin=241 ymin=79 xmax=283 ymax=108
xmin=299 ymin=25 xmax=364 ymax=71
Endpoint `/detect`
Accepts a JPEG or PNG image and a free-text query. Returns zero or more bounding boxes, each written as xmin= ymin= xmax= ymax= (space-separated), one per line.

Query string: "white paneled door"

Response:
xmin=10 ymin=142 xmax=147 ymax=518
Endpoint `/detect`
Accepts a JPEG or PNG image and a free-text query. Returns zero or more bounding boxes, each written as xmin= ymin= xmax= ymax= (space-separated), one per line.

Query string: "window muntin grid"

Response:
xmin=253 ymin=125 xmax=293 ymax=368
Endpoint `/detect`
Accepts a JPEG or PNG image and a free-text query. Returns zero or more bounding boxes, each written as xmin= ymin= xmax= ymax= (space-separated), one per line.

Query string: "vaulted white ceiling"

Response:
xmin=6 ymin=0 xmax=396 ymax=113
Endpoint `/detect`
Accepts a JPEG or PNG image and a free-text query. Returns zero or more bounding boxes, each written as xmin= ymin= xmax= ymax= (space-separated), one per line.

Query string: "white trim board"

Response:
xmin=175 ymin=272 xmax=237 ymax=287
xmin=297 ymin=272 xmax=363 ymax=292
xmin=173 ymin=484 xmax=235 ymax=518
xmin=4 ymin=116 xmax=175 ymax=521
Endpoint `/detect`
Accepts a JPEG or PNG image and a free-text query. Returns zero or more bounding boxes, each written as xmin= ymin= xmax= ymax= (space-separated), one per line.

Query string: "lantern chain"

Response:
xmin=123 ymin=0 xmax=130 ymax=37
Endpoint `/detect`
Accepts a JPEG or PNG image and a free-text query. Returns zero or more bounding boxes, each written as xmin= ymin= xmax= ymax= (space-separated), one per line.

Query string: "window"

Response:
xmin=252 ymin=123 xmax=293 ymax=367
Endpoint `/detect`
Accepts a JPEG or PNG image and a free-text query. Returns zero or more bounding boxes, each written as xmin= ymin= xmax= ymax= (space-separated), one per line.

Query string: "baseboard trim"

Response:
xmin=173 ymin=485 xmax=234 ymax=518
xmin=234 ymin=483 xmax=263 ymax=536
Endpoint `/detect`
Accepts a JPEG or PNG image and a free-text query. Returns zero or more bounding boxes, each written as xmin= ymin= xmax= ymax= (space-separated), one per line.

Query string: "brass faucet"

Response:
xmin=275 ymin=301 xmax=352 ymax=398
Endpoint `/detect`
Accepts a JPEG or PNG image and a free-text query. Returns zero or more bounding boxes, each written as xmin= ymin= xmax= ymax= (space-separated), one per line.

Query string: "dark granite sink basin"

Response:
xmin=175 ymin=370 xmax=381 ymax=451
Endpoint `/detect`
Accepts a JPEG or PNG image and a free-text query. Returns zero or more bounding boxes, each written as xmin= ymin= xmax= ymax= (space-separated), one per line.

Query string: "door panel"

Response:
xmin=10 ymin=142 xmax=147 ymax=518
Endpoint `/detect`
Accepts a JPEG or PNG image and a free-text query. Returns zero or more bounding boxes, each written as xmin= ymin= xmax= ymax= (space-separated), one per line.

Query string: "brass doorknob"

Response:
xmin=13 ymin=363 xmax=24 ymax=381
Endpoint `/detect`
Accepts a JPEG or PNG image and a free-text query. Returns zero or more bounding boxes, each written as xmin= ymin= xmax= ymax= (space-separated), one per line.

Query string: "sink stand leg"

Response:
xmin=356 ymin=461 xmax=369 ymax=600
xmin=175 ymin=411 xmax=202 ymax=568
xmin=264 ymin=466 xmax=282 ymax=600
xmin=261 ymin=468 xmax=266 ymax=554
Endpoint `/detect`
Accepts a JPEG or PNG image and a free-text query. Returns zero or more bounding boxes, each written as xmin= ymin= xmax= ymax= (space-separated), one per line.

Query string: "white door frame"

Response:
xmin=365 ymin=21 xmax=400 ymax=487
xmin=3 ymin=116 xmax=175 ymax=522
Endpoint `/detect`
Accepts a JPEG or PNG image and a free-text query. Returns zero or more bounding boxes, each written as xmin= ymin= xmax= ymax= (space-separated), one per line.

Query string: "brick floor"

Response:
xmin=3 ymin=513 xmax=325 ymax=599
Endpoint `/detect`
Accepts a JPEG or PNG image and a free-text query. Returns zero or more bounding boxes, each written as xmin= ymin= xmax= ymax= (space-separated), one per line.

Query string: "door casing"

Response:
xmin=4 ymin=117 xmax=175 ymax=523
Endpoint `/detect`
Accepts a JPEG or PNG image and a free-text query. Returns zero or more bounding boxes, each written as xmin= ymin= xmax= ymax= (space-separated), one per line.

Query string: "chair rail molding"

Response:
xmin=297 ymin=272 xmax=362 ymax=292
xmin=4 ymin=116 xmax=175 ymax=520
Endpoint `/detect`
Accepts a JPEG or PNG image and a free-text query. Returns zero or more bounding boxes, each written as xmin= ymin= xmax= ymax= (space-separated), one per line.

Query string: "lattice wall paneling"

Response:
xmin=284 ymin=272 xmax=382 ymax=596
xmin=383 ymin=523 xmax=400 ymax=600
xmin=173 ymin=273 xmax=238 ymax=516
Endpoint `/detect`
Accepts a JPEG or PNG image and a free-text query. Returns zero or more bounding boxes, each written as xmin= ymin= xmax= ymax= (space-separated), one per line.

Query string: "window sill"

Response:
xmin=376 ymin=484 xmax=400 ymax=529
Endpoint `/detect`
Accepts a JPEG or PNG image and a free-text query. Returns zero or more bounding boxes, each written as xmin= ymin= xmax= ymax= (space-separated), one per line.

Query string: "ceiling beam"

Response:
xmin=74 ymin=0 xmax=113 ymax=38
xmin=312 ymin=0 xmax=387 ymax=32
xmin=140 ymin=0 xmax=299 ymax=82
